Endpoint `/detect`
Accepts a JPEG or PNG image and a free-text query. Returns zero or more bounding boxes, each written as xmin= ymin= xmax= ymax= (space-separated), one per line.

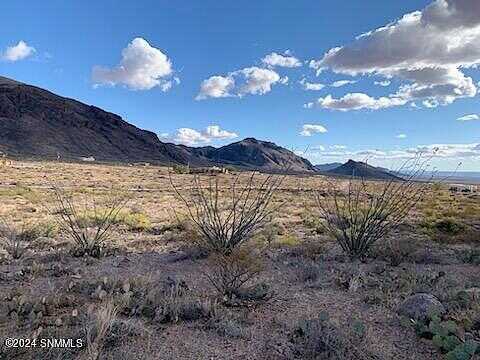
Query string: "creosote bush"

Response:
xmin=47 ymin=186 xmax=129 ymax=257
xmin=373 ymin=236 xmax=419 ymax=266
xmin=313 ymin=158 xmax=432 ymax=259
xmin=204 ymin=247 xmax=267 ymax=303
xmin=292 ymin=312 xmax=373 ymax=360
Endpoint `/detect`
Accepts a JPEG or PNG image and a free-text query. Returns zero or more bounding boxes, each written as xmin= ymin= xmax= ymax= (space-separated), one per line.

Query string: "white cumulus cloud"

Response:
xmin=196 ymin=75 xmax=235 ymax=100
xmin=262 ymin=52 xmax=301 ymax=68
xmin=300 ymin=124 xmax=328 ymax=136
xmin=197 ymin=66 xmax=284 ymax=100
xmin=1 ymin=41 xmax=36 ymax=62
xmin=92 ymin=38 xmax=175 ymax=91
xmin=236 ymin=67 xmax=281 ymax=95
xmin=309 ymin=0 xmax=480 ymax=110
xmin=160 ymin=125 xmax=238 ymax=146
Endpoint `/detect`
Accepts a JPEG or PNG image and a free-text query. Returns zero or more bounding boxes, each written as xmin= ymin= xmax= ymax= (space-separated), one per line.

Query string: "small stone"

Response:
xmin=372 ymin=263 xmax=386 ymax=275
xmin=98 ymin=290 xmax=107 ymax=300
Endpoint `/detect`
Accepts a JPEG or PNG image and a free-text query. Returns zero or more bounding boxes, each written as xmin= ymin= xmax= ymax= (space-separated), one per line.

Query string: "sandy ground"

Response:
xmin=0 ymin=160 xmax=479 ymax=360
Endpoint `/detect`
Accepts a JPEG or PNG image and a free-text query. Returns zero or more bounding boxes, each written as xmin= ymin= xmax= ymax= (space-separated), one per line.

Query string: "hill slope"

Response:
xmin=314 ymin=162 xmax=342 ymax=172
xmin=0 ymin=76 xmax=313 ymax=172
xmin=326 ymin=159 xmax=403 ymax=180
xmin=0 ymin=76 xmax=194 ymax=164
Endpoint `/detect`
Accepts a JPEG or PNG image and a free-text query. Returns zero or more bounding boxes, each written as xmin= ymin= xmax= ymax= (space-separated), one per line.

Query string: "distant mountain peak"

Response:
xmin=241 ymin=137 xmax=258 ymax=142
xmin=325 ymin=159 xmax=402 ymax=180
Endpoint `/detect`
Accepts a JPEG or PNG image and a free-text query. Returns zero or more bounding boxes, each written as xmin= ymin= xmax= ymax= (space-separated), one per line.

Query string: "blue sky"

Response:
xmin=1 ymin=0 xmax=479 ymax=170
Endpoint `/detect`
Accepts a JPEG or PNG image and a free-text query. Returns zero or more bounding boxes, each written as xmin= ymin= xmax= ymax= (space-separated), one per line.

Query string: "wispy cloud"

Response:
xmin=330 ymin=79 xmax=357 ymax=87
xmin=306 ymin=143 xmax=480 ymax=161
xmin=374 ymin=80 xmax=391 ymax=87
xmin=299 ymin=78 xmax=325 ymax=91
xmin=312 ymin=93 xmax=407 ymax=111
xmin=457 ymin=114 xmax=479 ymax=121
xmin=299 ymin=124 xmax=328 ymax=136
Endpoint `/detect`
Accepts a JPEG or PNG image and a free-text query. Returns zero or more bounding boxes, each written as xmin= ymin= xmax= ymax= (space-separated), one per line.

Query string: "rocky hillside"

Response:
xmin=0 ymin=76 xmax=193 ymax=164
xmin=0 ymin=76 xmax=313 ymax=172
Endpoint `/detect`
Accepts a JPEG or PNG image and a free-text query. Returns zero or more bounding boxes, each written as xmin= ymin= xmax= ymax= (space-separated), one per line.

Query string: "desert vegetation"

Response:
xmin=47 ymin=186 xmax=130 ymax=257
xmin=312 ymin=158 xmax=431 ymax=259
xmin=0 ymin=160 xmax=479 ymax=359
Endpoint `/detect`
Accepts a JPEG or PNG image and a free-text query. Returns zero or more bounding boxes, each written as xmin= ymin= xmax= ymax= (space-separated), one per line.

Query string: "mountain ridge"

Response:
xmin=0 ymin=75 xmax=314 ymax=172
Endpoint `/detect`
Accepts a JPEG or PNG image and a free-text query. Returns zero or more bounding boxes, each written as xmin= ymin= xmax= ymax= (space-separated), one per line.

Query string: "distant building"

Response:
xmin=80 ymin=156 xmax=96 ymax=162
xmin=189 ymin=166 xmax=230 ymax=175
xmin=449 ymin=184 xmax=478 ymax=193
